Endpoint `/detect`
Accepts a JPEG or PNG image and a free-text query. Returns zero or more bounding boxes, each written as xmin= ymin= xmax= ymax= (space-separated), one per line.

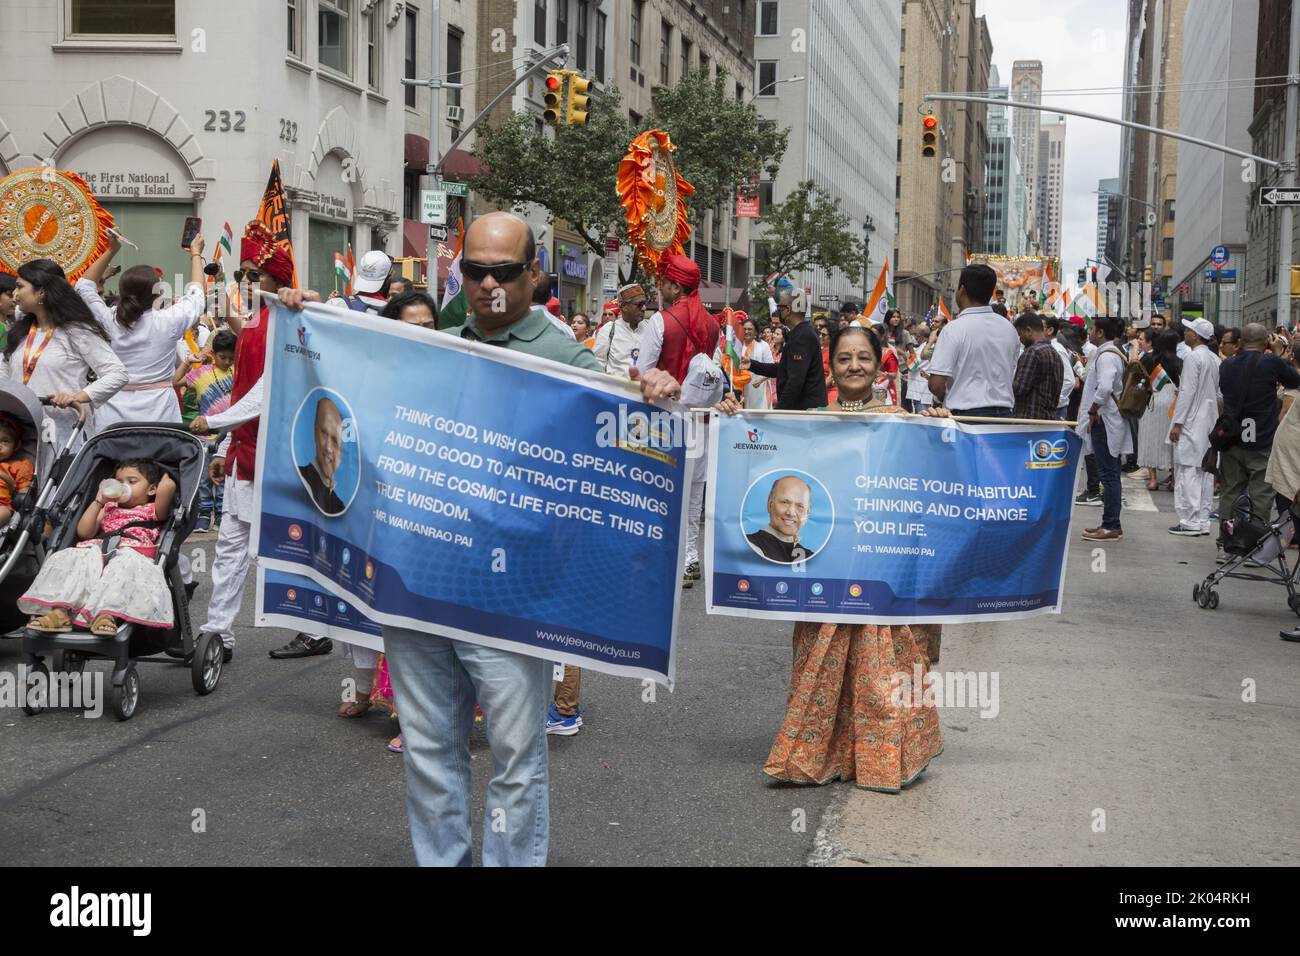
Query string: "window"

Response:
xmin=595 ymin=10 xmax=606 ymax=81
xmin=1162 ymin=237 xmax=1174 ymax=260
xmin=366 ymin=9 xmax=382 ymax=91
xmin=319 ymin=0 xmax=350 ymax=76
xmin=405 ymin=7 xmax=418 ymax=107
xmin=681 ymin=37 xmax=692 ymax=78
xmin=447 ymin=28 xmax=463 ymax=112
xmin=630 ymin=0 xmax=643 ymax=65
xmin=660 ymin=20 xmax=672 ymax=85
xmin=736 ymin=81 xmax=743 ymax=100
xmin=629 ymin=109 xmax=642 ymax=128
xmin=535 ymin=0 xmax=547 ymax=46
xmin=556 ymin=0 xmax=568 ymax=46
xmin=1165 ymin=199 xmax=1176 ymax=221
xmin=577 ymin=0 xmax=589 ymax=70
xmin=700 ymin=52 xmax=710 ymax=77
xmin=760 ymin=180 xmax=774 ymax=209
xmin=287 ymin=0 xmax=300 ymax=55
xmin=757 ymin=61 xmax=777 ymax=95
xmin=737 ymin=0 xmax=747 ymax=32
xmin=758 ymin=0 xmax=778 ymax=35
xmin=69 ymin=0 xmax=175 ymax=36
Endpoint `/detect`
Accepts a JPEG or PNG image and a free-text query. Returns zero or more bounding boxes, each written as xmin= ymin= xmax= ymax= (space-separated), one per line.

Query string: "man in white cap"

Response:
xmin=1169 ymin=316 xmax=1222 ymax=536
xmin=329 ymin=249 xmax=393 ymax=314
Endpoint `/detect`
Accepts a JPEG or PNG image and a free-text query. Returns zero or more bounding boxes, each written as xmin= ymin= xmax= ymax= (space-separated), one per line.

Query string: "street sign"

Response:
xmin=1211 ymin=245 xmax=1229 ymax=269
xmin=443 ymin=182 xmax=470 ymax=198
xmin=1258 ymin=186 xmax=1300 ymax=207
xmin=1204 ymin=269 xmax=1237 ymax=282
xmin=421 ymin=189 xmax=447 ymax=225
xmin=1179 ymin=282 xmax=1190 ymax=295
xmin=428 ymin=224 xmax=449 ymax=242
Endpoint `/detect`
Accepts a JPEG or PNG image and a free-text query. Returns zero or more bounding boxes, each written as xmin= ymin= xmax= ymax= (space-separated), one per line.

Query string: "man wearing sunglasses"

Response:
xmin=377 ymin=211 xmax=603 ymax=867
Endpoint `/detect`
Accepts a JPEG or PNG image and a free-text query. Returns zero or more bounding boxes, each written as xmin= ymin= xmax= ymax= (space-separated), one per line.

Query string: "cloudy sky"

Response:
xmin=978 ymin=0 xmax=1127 ymax=280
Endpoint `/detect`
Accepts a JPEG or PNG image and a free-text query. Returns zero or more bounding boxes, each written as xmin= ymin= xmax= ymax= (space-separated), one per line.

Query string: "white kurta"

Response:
xmin=1076 ymin=342 xmax=1133 ymax=456
xmin=75 ymin=278 xmax=204 ymax=426
xmin=1168 ymin=344 xmax=1221 ymax=466
xmin=0 ymin=323 xmax=128 ymax=448
xmin=741 ymin=339 xmax=773 ymax=409
xmin=592 ymin=317 xmax=642 ymax=378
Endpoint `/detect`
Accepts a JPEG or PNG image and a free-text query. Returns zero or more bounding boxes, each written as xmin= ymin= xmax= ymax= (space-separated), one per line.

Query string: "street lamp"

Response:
xmin=1095 ymin=189 xmax=1158 ymax=322
xmin=726 ymin=75 xmax=806 ymax=309
xmin=862 ymin=217 xmax=875 ymax=306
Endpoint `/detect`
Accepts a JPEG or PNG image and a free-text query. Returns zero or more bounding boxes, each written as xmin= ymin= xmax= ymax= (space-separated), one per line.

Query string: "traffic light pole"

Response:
xmin=925 ymin=91 xmax=1285 ymax=324
xmin=1277 ymin=2 xmax=1299 ymax=329
xmin=436 ymin=45 xmax=569 ymax=171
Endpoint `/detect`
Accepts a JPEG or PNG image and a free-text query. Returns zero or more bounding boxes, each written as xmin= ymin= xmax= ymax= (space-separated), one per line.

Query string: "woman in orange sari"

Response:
xmin=717 ymin=323 xmax=946 ymax=792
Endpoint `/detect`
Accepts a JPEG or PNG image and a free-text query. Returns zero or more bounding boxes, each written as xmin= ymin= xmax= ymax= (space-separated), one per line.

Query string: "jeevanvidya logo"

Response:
xmin=50 ymin=886 xmax=151 ymax=936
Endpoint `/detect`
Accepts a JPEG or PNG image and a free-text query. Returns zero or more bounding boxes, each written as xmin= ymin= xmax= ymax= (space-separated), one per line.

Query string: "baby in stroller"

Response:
xmin=0 ymin=412 xmax=35 ymax=527
xmin=20 ymin=458 xmax=176 ymax=635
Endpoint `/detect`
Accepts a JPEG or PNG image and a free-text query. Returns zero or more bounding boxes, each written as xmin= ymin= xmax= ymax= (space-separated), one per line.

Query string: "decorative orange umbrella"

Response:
xmin=616 ymin=130 xmax=693 ymax=277
xmin=0 ymin=167 xmax=116 ymax=282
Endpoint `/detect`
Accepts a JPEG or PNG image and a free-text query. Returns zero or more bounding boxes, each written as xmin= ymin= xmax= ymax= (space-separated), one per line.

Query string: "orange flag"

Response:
xmin=256 ymin=159 xmax=298 ymax=288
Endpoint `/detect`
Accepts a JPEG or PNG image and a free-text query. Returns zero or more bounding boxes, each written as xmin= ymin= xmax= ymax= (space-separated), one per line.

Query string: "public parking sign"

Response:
xmin=1211 ymin=245 xmax=1229 ymax=269
xmin=1258 ymin=186 xmax=1300 ymax=206
xmin=421 ymin=189 xmax=447 ymax=225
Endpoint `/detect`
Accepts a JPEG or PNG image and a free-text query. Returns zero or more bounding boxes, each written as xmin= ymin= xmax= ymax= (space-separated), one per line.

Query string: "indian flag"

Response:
xmin=938 ymin=297 xmax=952 ymax=322
xmin=334 ymin=252 xmax=350 ymax=292
xmin=1066 ymin=290 xmax=1096 ymax=326
xmin=863 ymin=258 xmax=894 ymax=325
xmin=439 ymin=218 xmax=468 ymax=328
xmin=344 ymin=242 xmax=356 ymax=296
xmin=1150 ymin=363 xmax=1172 ymax=392
xmin=904 ymin=348 xmax=923 ymax=374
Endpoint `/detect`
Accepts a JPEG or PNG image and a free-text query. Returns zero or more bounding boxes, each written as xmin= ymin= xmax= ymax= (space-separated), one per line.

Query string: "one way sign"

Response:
xmin=1258 ymin=186 xmax=1300 ymax=206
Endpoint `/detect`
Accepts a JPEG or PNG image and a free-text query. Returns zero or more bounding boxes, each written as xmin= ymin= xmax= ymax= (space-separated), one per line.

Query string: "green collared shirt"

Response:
xmin=451 ymin=306 xmax=602 ymax=372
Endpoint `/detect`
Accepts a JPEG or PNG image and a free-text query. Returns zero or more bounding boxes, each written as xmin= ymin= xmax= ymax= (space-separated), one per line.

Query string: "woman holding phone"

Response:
xmin=76 ymin=229 xmax=207 ymax=427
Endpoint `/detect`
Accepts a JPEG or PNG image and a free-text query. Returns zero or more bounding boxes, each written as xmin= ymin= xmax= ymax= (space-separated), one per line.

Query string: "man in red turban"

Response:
xmin=630 ymin=252 xmax=722 ymax=588
xmin=189 ymin=221 xmax=334 ymax=665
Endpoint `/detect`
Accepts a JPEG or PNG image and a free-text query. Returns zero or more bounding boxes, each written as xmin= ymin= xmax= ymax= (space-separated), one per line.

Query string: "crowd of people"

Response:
xmin=7 ymin=212 xmax=1300 ymax=867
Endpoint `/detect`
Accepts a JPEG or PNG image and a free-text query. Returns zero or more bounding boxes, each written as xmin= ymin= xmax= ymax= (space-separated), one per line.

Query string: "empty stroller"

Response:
xmin=0 ymin=386 xmax=92 ymax=634
xmin=20 ymin=420 xmax=216 ymax=720
xmin=1192 ymin=494 xmax=1300 ymax=614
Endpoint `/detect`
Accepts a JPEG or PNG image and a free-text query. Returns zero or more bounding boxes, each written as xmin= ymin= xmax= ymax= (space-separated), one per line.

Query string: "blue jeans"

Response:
xmin=1091 ymin=420 xmax=1122 ymax=531
xmin=383 ymin=626 xmax=551 ymax=866
xmin=197 ymin=442 xmax=224 ymax=519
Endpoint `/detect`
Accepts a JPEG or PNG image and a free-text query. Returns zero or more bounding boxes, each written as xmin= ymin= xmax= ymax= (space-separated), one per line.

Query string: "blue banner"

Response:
xmin=252 ymin=303 xmax=689 ymax=685
xmin=706 ymin=412 xmax=1082 ymax=623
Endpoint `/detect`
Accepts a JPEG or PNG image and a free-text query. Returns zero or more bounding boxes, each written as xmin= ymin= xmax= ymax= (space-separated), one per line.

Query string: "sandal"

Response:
xmin=29 ymin=609 xmax=72 ymax=633
xmin=90 ymin=613 xmax=119 ymax=637
xmin=338 ymin=697 xmax=372 ymax=718
xmin=387 ymin=734 xmax=404 ymax=754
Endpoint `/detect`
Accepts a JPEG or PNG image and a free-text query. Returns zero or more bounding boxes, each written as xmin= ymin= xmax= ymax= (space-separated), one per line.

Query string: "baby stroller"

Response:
xmin=20 ymin=421 xmax=216 ymax=720
xmin=0 ymin=387 xmax=92 ymax=634
xmin=1192 ymin=494 xmax=1300 ymax=615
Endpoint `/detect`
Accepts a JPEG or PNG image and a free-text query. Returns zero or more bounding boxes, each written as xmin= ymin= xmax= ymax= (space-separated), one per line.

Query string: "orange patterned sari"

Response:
xmin=763 ymin=402 xmax=943 ymax=792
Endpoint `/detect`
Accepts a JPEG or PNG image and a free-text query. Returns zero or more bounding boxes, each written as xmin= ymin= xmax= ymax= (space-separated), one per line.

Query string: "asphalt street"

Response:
xmin=2 ymin=478 xmax=1297 ymax=866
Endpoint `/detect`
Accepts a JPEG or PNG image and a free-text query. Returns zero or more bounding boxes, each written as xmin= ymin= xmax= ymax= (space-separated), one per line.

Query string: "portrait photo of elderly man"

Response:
xmin=299 ymin=395 xmax=347 ymax=517
xmin=746 ymin=474 xmax=817 ymax=564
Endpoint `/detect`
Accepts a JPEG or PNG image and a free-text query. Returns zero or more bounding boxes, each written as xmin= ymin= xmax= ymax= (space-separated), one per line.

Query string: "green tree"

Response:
xmin=648 ymin=70 xmax=788 ymax=228
xmin=749 ymin=180 xmax=864 ymax=321
xmin=468 ymin=85 xmax=632 ymax=259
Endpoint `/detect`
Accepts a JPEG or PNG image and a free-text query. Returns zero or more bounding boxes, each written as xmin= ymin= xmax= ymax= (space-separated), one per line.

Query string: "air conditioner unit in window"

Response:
xmin=446 ymin=105 xmax=465 ymax=124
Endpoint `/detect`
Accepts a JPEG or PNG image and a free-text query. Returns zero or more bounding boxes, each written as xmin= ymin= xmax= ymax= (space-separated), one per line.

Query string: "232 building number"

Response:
xmin=204 ymin=109 xmax=247 ymax=132
xmin=279 ymin=119 xmax=299 ymax=143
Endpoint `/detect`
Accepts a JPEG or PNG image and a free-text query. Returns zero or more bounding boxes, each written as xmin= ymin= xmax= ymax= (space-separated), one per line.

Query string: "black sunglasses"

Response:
xmin=233 ymin=269 xmax=262 ymax=283
xmin=461 ymin=260 xmax=530 ymax=284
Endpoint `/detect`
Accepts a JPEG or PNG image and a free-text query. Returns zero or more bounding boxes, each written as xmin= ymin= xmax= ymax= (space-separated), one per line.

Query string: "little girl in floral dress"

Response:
xmin=22 ymin=458 xmax=176 ymax=635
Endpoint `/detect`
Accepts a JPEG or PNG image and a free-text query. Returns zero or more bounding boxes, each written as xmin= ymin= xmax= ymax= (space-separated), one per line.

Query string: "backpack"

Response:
xmin=1209 ymin=350 xmax=1264 ymax=451
xmin=662 ymin=305 xmax=724 ymax=407
xmin=1117 ymin=359 xmax=1152 ymax=418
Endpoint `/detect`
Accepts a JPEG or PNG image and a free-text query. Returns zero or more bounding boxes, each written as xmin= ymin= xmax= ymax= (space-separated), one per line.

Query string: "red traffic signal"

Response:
xmin=921 ymin=113 xmax=938 ymax=157
xmin=543 ymin=71 xmax=565 ymax=125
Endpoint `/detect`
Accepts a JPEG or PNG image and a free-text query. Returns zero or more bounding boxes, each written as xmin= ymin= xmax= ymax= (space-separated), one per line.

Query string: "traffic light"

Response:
xmin=1292 ymin=265 xmax=1300 ymax=297
xmin=1091 ymin=266 xmax=1098 ymax=285
xmin=1077 ymin=268 xmax=1086 ymax=285
xmin=566 ymin=73 xmax=591 ymax=125
xmin=1143 ymin=264 xmax=1153 ymax=282
xmin=543 ymin=71 xmax=565 ymax=125
xmin=921 ymin=113 xmax=938 ymax=157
